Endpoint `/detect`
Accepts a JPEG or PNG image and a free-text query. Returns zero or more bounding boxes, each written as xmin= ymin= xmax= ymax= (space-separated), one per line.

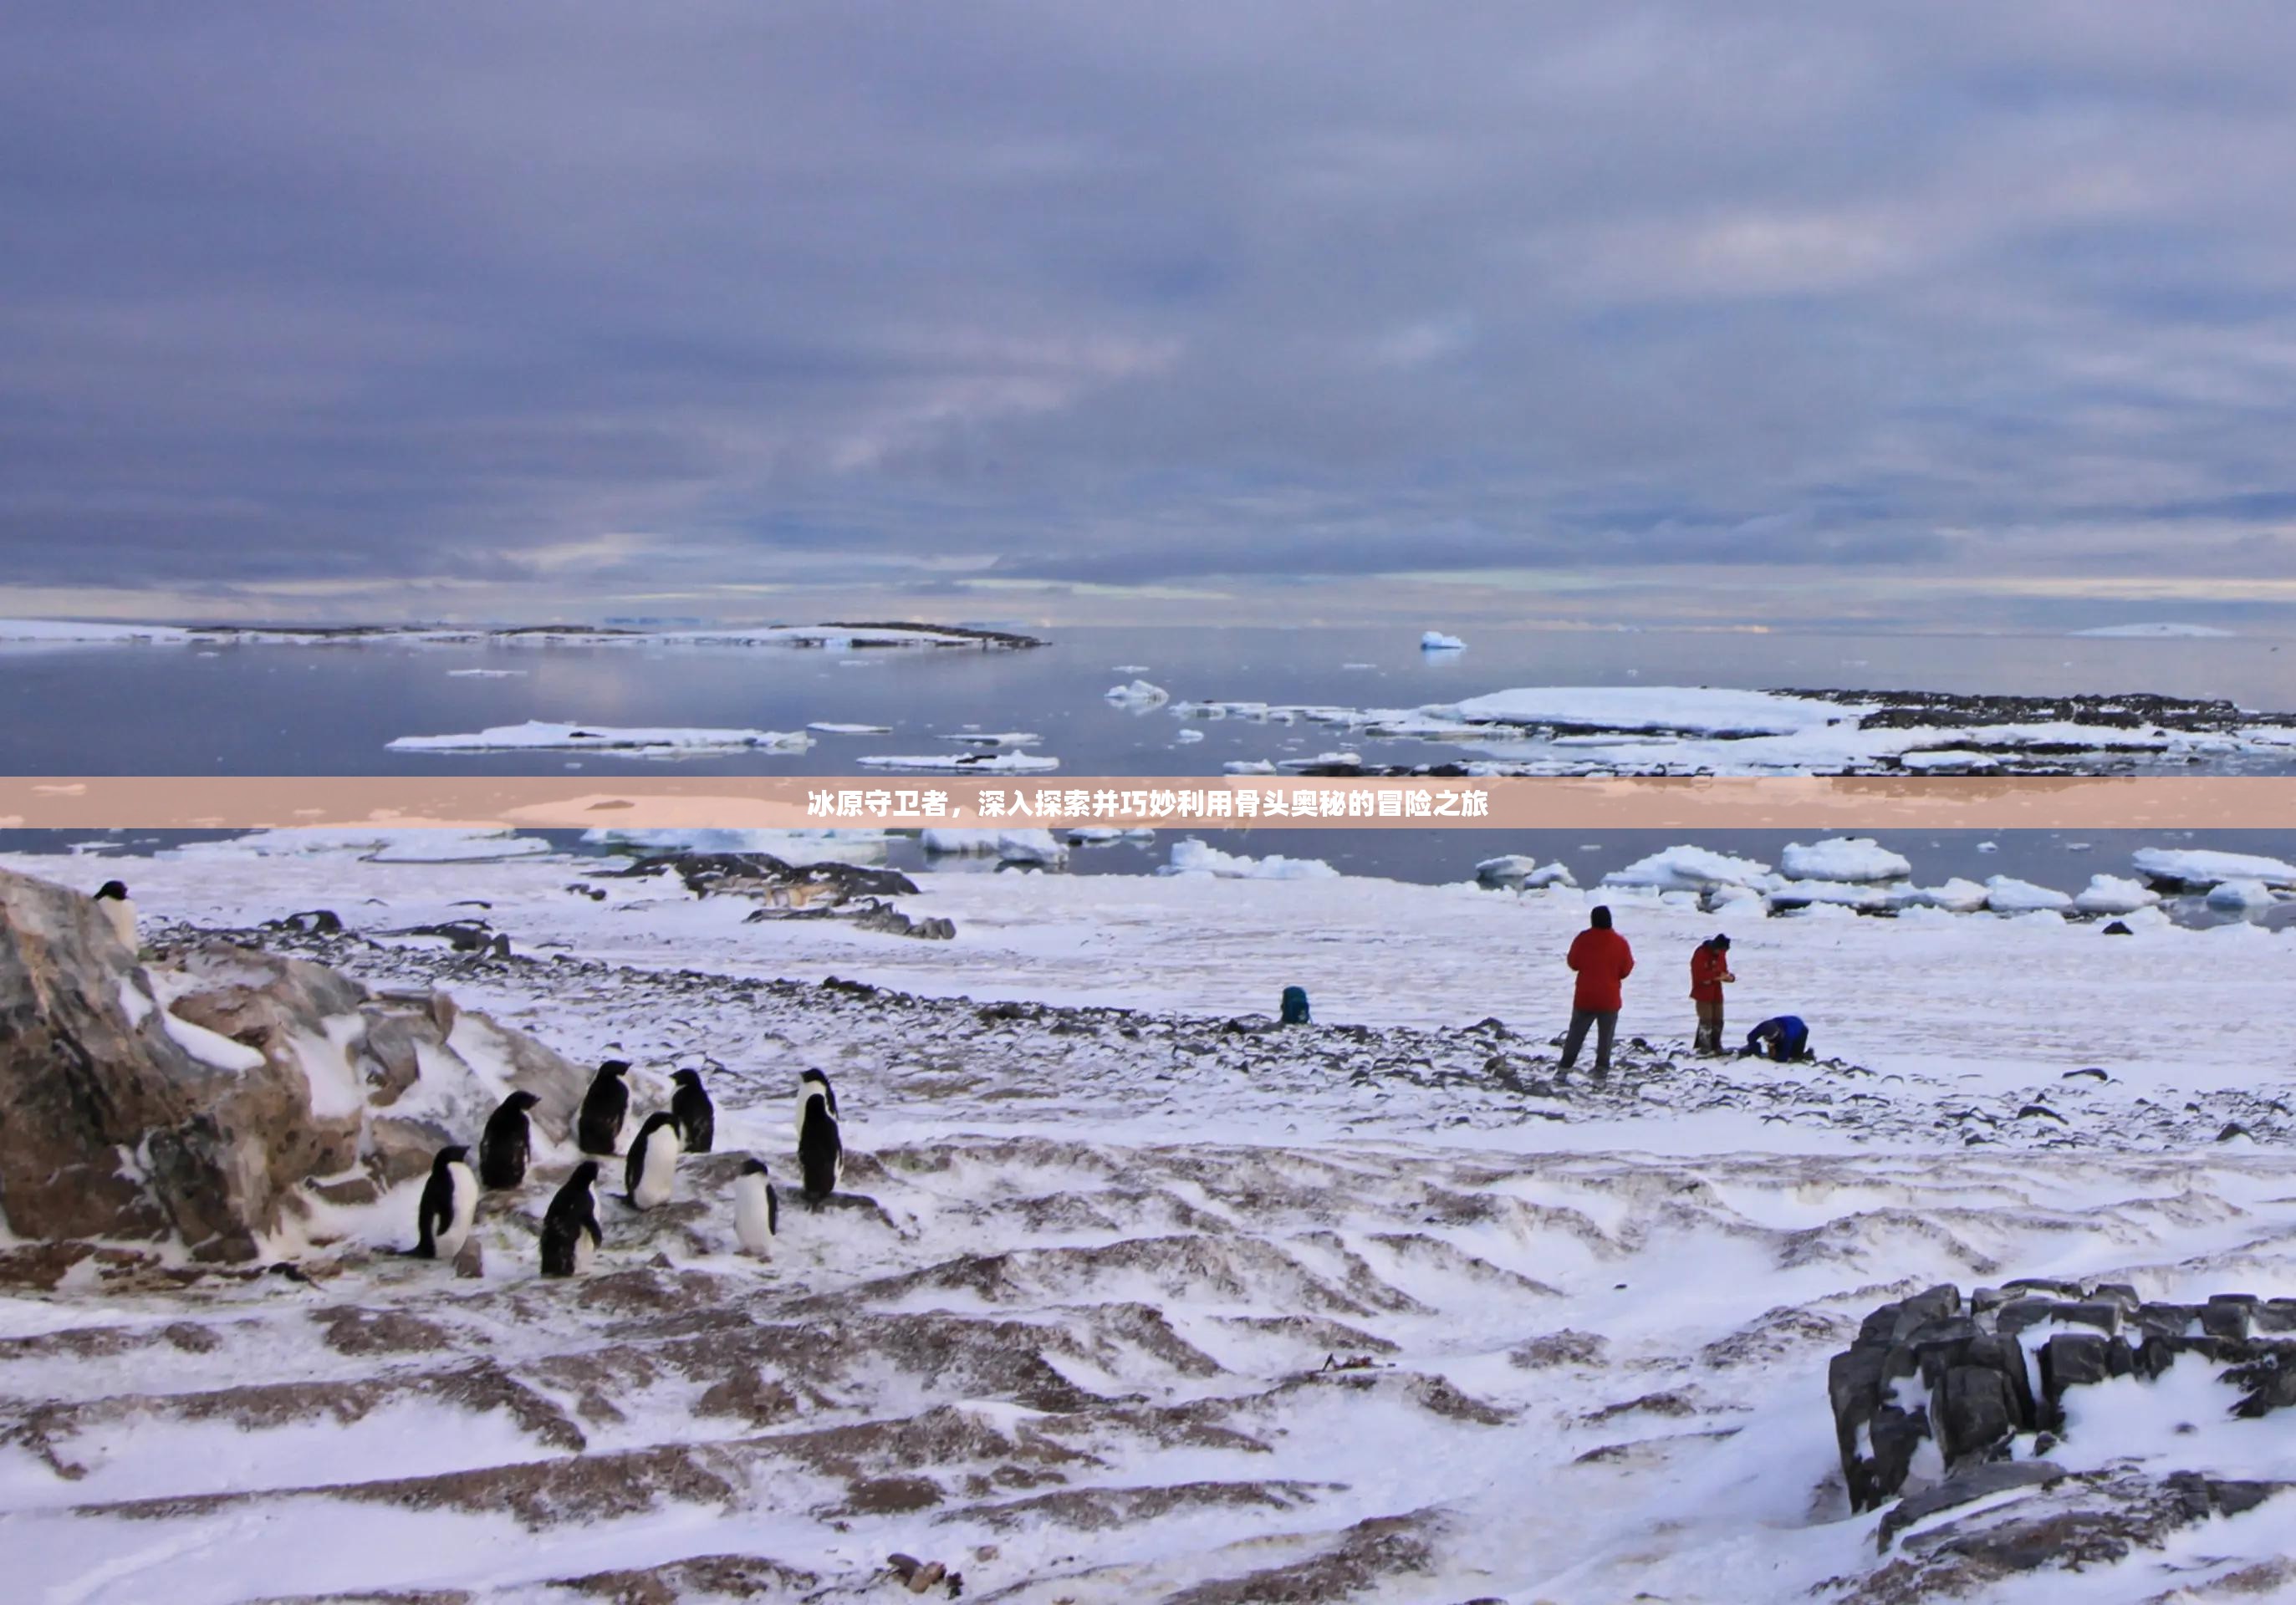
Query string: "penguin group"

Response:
xmin=403 ymin=1058 xmax=844 ymax=1278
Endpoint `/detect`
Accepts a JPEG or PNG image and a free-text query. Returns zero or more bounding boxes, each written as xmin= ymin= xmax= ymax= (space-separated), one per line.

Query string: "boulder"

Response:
xmin=0 ymin=867 xmax=586 ymax=1261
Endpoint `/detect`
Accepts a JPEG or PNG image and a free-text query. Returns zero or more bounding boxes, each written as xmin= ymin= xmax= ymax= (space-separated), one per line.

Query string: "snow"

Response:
xmin=2130 ymin=848 xmax=2296 ymax=889
xmin=854 ymin=751 xmax=1059 ymax=772
xmin=1982 ymin=874 xmax=2073 ymax=913
xmin=1897 ymin=750 xmax=2002 ymax=772
xmin=160 ymin=1008 xmax=266 ymax=1072
xmin=1767 ymin=879 xmax=1895 ymax=911
xmin=1778 ymin=837 xmax=1912 ymax=883
xmin=1105 ymin=679 xmax=1170 ymax=706
xmin=2070 ymin=622 xmax=2236 ymax=638
xmin=1895 ymin=879 xmax=1991 ymax=913
xmin=1602 ymin=844 xmax=1773 ymax=894
xmin=386 ymin=720 xmax=813 ymax=755
xmin=2070 ymin=875 xmax=2161 ymax=915
xmin=919 ymin=828 xmax=1068 ymax=863
xmin=1421 ymin=630 xmax=1467 ymax=650
xmin=1161 ymin=838 xmax=1339 ymax=879
xmin=12 ymin=845 xmax=2296 ymax=1603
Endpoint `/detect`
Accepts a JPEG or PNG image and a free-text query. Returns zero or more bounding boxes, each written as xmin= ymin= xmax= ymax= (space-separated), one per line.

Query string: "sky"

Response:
xmin=7 ymin=3 xmax=2296 ymax=630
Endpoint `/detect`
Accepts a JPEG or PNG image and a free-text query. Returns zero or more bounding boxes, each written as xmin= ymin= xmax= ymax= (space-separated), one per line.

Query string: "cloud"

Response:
xmin=4 ymin=3 xmax=2296 ymax=621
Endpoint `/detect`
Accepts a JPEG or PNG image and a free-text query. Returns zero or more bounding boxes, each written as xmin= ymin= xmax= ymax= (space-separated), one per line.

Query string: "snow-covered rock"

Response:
xmin=1602 ymin=845 xmax=1773 ymax=894
xmin=1778 ymin=837 xmax=1912 ymax=883
xmin=1982 ymin=875 xmax=2072 ymax=913
xmin=2071 ymin=875 xmax=2162 ymax=915
xmin=1160 ymin=838 xmax=1339 ymax=880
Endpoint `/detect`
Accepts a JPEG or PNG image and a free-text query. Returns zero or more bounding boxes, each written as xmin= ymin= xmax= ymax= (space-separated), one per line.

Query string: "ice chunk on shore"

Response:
xmin=1160 ymin=838 xmax=1339 ymax=880
xmin=1767 ymin=879 xmax=1894 ymax=910
xmin=2206 ymin=878 xmax=2280 ymax=910
xmin=1897 ymin=750 xmax=2002 ymax=772
xmin=1601 ymin=845 xmax=1773 ymax=893
xmin=2071 ymin=875 xmax=2161 ymax=915
xmin=1223 ymin=760 xmax=1278 ymax=775
xmin=1420 ymin=630 xmax=1467 ymax=651
xmin=2131 ymin=848 xmax=2296 ymax=891
xmin=1983 ymin=874 xmax=2072 ymax=913
xmin=1895 ymin=878 xmax=1990 ymax=913
xmin=1475 ymin=855 xmax=1575 ymax=891
xmin=1105 ymin=680 xmax=1170 ymax=707
xmin=388 ymin=720 xmax=813 ymax=755
xmin=1778 ymin=837 xmax=1911 ymax=883
xmin=921 ymin=828 xmax=1067 ymax=863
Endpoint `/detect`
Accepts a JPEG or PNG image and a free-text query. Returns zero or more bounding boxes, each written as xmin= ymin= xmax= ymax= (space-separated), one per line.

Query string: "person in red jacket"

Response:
xmin=1560 ymin=905 xmax=1635 ymax=1079
xmin=1690 ymin=934 xmax=1735 ymax=1056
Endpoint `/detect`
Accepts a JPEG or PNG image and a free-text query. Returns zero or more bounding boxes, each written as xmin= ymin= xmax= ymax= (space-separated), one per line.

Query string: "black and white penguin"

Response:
xmin=539 ymin=1160 xmax=603 ymax=1276
xmin=671 ymin=1069 xmax=716 ymax=1154
xmin=576 ymin=1059 xmax=632 ymax=1155
xmin=477 ymin=1090 xmax=541 ymax=1190
xmin=93 ymin=879 xmax=138 ymax=951
xmin=732 ymin=1157 xmax=779 ymax=1256
xmin=412 ymin=1144 xmax=478 ymax=1261
xmin=795 ymin=1068 xmax=843 ymax=1205
xmin=624 ymin=1110 xmax=682 ymax=1210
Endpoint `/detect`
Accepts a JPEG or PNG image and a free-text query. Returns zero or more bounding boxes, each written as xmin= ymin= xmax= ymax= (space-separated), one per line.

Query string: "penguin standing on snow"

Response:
xmin=576 ymin=1060 xmax=633 ymax=1155
xmin=732 ymin=1158 xmax=779 ymax=1256
xmin=795 ymin=1068 xmax=843 ymax=1205
xmin=624 ymin=1111 xmax=683 ymax=1210
xmin=670 ymin=1068 xmax=716 ymax=1154
xmin=411 ymin=1145 xmax=478 ymax=1261
xmin=539 ymin=1160 xmax=603 ymax=1276
xmin=477 ymin=1090 xmax=541 ymax=1189
xmin=93 ymin=880 xmax=138 ymax=951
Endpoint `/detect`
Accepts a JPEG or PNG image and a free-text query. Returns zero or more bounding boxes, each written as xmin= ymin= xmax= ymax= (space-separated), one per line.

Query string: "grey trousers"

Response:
xmin=1559 ymin=1007 xmax=1618 ymax=1071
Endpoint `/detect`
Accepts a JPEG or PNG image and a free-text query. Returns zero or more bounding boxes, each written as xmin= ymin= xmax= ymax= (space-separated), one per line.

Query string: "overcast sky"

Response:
xmin=7 ymin=3 xmax=2296 ymax=628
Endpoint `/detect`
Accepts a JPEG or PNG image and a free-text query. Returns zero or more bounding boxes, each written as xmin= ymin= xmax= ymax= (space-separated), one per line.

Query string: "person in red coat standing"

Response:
xmin=1690 ymin=934 xmax=1735 ymax=1056
xmin=1560 ymin=905 xmax=1634 ymax=1079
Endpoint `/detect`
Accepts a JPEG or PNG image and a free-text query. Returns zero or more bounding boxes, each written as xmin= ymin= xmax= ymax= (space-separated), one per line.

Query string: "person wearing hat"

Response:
xmin=1690 ymin=934 xmax=1735 ymax=1056
xmin=1559 ymin=904 xmax=1635 ymax=1080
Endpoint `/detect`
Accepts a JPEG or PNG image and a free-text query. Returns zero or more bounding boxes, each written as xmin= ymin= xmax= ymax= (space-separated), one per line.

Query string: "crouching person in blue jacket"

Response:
xmin=1741 ymin=1015 xmax=1812 ymax=1062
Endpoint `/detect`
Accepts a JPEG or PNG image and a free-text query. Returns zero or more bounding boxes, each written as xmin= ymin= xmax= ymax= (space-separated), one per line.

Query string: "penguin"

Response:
xmin=576 ymin=1059 xmax=632 ymax=1155
xmin=411 ymin=1145 xmax=478 ymax=1261
xmin=670 ymin=1068 xmax=716 ymax=1154
xmin=624 ymin=1110 xmax=683 ymax=1210
xmin=477 ymin=1089 xmax=541 ymax=1190
xmin=795 ymin=1068 xmax=843 ymax=1205
xmin=539 ymin=1160 xmax=603 ymax=1276
xmin=732 ymin=1157 xmax=779 ymax=1256
xmin=93 ymin=880 xmax=138 ymax=951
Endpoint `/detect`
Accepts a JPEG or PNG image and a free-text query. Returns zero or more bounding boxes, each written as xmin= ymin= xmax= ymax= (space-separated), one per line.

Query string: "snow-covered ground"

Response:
xmin=3 ymin=843 xmax=2294 ymax=1603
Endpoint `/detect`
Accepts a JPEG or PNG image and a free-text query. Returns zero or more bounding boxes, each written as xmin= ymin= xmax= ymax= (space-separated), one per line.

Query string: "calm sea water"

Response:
xmin=4 ymin=624 xmax=2293 ymax=907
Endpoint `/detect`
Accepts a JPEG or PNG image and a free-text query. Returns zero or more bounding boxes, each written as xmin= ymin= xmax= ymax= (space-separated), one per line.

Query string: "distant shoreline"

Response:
xmin=0 ymin=618 xmax=1047 ymax=650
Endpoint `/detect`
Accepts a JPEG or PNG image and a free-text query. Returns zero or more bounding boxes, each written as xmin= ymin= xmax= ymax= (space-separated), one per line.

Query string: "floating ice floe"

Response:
xmin=446 ymin=668 xmax=527 ymax=678
xmin=856 ymin=752 xmax=1059 ymax=772
xmin=2071 ymin=875 xmax=2162 ymax=915
xmin=1223 ymin=760 xmax=1278 ymax=775
xmin=1982 ymin=874 xmax=2072 ymax=913
xmin=1105 ymin=680 xmax=1170 ymax=707
xmin=387 ymin=720 xmax=813 ymax=755
xmin=1896 ymin=749 xmax=2001 ymax=772
xmin=1475 ymin=855 xmax=1576 ymax=891
xmin=1778 ymin=837 xmax=1912 ymax=883
xmin=1159 ymin=838 xmax=1339 ymax=879
xmin=1059 ymin=826 xmax=1155 ymax=845
xmin=920 ymin=828 xmax=1067 ymax=863
xmin=2071 ymin=622 xmax=2235 ymax=638
xmin=580 ymin=827 xmax=889 ymax=864
xmin=1276 ymin=750 xmax=1362 ymax=771
xmin=1420 ymin=630 xmax=1467 ymax=651
xmin=171 ymin=828 xmax=553 ymax=862
xmin=1601 ymin=845 xmax=1773 ymax=894
xmin=1175 ymin=728 xmax=1205 ymax=744
xmin=1443 ymin=686 xmax=1846 ymax=738
xmin=2205 ymin=878 xmax=2281 ymax=910
xmin=2131 ymin=848 xmax=2296 ymax=892
xmin=936 ymin=731 xmax=1041 ymax=747
xmin=807 ymin=721 xmax=893 ymax=735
